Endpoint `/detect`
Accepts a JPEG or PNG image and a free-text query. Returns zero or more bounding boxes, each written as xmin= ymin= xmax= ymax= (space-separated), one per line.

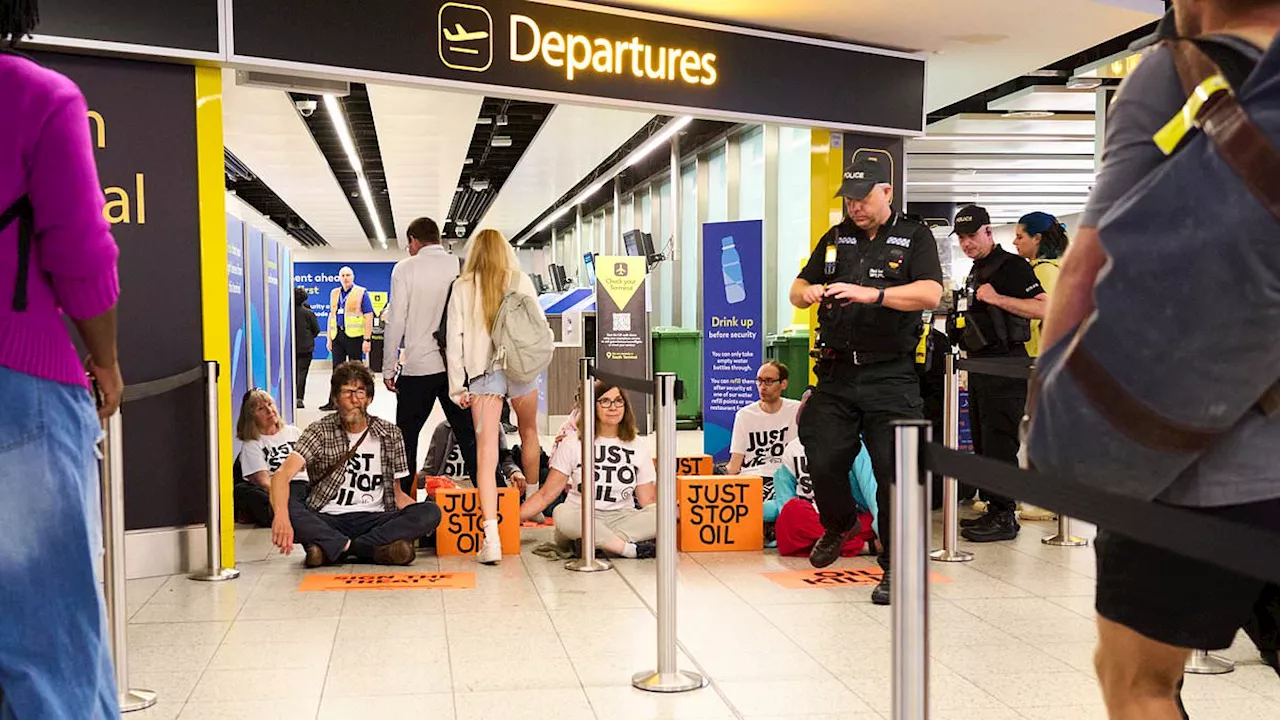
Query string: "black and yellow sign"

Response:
xmin=230 ymin=0 xmax=925 ymax=132
xmin=595 ymin=256 xmax=650 ymax=432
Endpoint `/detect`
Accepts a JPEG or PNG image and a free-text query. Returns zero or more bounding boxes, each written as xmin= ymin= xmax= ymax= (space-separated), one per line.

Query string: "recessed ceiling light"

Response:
xmin=1066 ymin=76 xmax=1103 ymax=90
xmin=476 ymin=117 xmax=492 ymax=125
xmin=491 ymin=136 xmax=513 ymax=148
xmin=1002 ymin=110 xmax=1056 ymax=119
xmin=463 ymin=158 xmax=473 ymax=165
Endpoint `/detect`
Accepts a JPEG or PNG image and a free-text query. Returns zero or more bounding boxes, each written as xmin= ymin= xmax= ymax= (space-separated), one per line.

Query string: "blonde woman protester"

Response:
xmin=446 ymin=228 xmax=548 ymax=564
xmin=521 ymin=382 xmax=657 ymax=559
xmin=234 ymin=389 xmax=308 ymax=527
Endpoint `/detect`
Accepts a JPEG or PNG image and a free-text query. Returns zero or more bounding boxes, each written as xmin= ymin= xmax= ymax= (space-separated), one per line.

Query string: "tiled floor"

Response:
xmin=130 ymin=371 xmax=1274 ymax=718
xmin=122 ymin=516 xmax=1280 ymax=720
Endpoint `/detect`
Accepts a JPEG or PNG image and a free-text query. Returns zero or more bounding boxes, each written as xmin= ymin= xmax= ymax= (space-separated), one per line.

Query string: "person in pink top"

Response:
xmin=0 ymin=3 xmax=125 ymax=718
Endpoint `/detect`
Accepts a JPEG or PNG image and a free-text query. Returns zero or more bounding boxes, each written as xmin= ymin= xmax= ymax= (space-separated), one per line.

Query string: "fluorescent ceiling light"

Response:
xmin=357 ymin=176 xmax=387 ymax=244
xmin=476 ymin=117 xmax=492 ymax=125
xmin=325 ymin=94 xmax=386 ymax=245
xmin=491 ymin=136 xmax=513 ymax=148
xmin=625 ymin=116 xmax=693 ymax=169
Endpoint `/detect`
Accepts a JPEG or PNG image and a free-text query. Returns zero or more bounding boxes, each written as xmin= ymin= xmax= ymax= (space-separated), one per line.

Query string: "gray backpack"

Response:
xmin=491 ymin=272 xmax=554 ymax=384
xmin=1027 ymin=37 xmax=1280 ymax=500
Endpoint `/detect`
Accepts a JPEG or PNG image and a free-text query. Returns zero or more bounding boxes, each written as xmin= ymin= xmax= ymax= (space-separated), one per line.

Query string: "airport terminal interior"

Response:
xmin=15 ymin=0 xmax=1280 ymax=718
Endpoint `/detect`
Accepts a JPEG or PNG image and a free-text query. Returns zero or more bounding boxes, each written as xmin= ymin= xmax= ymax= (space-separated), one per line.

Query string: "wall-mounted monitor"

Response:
xmin=548 ymin=264 xmax=568 ymax=292
xmin=622 ymin=229 xmax=655 ymax=259
xmin=530 ymin=273 xmax=547 ymax=294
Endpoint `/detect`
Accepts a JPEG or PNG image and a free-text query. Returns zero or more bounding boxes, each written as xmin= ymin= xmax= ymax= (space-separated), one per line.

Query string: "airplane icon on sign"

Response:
xmin=443 ymin=23 xmax=489 ymax=46
xmin=439 ymin=2 xmax=493 ymax=72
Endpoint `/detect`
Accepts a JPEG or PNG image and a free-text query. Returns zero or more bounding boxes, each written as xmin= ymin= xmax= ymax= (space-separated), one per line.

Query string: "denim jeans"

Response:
xmin=0 ymin=366 xmax=119 ymax=719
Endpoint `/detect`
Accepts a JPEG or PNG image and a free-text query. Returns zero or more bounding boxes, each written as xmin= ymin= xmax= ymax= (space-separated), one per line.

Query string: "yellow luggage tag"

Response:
xmin=1153 ymin=74 xmax=1231 ymax=155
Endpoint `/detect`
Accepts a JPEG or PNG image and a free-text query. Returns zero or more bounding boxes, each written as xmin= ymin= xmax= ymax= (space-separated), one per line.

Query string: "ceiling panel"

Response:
xmin=476 ymin=105 xmax=655 ymax=239
xmin=987 ymin=86 xmax=1099 ymax=113
xmin=222 ymin=70 xmax=368 ymax=248
xmin=366 ymin=84 xmax=484 ymax=243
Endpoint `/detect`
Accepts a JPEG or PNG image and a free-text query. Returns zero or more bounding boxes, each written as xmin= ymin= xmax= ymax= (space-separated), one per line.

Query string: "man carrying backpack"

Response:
xmin=382 ymin=217 xmax=478 ymax=493
xmin=1038 ymin=3 xmax=1280 ymax=717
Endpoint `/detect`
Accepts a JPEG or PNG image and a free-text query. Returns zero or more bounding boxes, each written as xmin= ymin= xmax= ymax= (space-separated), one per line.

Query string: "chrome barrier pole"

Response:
xmin=1042 ymin=513 xmax=1089 ymax=547
xmin=567 ymin=357 xmax=611 ymax=573
xmin=1184 ymin=649 xmax=1235 ymax=675
xmin=191 ymin=361 xmax=240 ymax=582
xmin=634 ymin=373 xmax=705 ymax=693
xmin=100 ymin=412 xmax=158 ymax=712
xmin=931 ymin=352 xmax=972 ymax=564
xmin=892 ymin=420 xmax=932 ymax=720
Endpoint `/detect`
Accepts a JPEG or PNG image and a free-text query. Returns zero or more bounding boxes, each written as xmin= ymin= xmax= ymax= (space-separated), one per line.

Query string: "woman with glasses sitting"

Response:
xmin=520 ymin=381 xmax=657 ymax=559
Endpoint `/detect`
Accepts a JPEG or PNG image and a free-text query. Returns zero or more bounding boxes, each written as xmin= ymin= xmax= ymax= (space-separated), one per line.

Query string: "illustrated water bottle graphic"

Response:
xmin=720 ymin=236 xmax=747 ymax=304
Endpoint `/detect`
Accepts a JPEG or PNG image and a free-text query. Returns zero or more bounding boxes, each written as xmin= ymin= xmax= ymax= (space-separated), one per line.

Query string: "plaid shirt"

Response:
xmin=293 ymin=413 xmax=408 ymax=512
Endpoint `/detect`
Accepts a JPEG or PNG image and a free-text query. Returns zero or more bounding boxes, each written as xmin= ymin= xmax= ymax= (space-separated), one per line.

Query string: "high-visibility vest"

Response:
xmin=328 ymin=285 xmax=368 ymax=339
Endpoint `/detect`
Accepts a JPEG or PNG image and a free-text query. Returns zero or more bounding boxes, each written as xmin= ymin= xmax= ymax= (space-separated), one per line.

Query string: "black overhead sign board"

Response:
xmin=230 ymin=0 xmax=925 ymax=133
xmin=36 ymin=0 xmax=221 ymax=55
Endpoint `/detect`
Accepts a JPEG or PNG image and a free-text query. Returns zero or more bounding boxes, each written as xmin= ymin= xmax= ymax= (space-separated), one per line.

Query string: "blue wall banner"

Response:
xmin=281 ymin=247 xmax=296 ymax=425
xmin=247 ymin=228 xmax=268 ymax=391
xmin=702 ymin=220 xmax=764 ymax=462
xmin=227 ymin=216 xmax=248 ymax=454
xmin=265 ymin=235 xmax=283 ymax=413
xmin=294 ymin=262 xmax=395 ymax=361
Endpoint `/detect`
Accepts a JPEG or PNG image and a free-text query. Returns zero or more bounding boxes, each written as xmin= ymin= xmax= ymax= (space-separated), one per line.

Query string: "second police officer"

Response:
xmin=790 ymin=155 xmax=943 ymax=605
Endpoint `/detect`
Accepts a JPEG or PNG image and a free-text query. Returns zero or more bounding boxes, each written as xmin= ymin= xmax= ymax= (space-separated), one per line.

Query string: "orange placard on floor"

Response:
xmin=677 ymin=475 xmax=763 ymax=552
xmin=676 ymin=455 xmax=713 ymax=476
xmin=764 ymin=567 xmax=953 ymax=589
xmin=435 ymin=487 xmax=521 ymax=556
xmin=297 ymin=572 xmax=476 ymax=591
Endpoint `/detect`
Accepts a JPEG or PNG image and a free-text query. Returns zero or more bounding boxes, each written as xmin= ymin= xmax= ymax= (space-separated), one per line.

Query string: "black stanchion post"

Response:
xmin=892 ymin=419 xmax=932 ymax=720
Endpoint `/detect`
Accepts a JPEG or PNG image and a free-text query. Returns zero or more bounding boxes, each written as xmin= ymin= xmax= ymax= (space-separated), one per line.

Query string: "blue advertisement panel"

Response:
xmin=227 ymin=216 xmax=248 ymax=455
xmin=281 ymin=247 xmax=296 ymax=425
xmin=293 ymin=262 xmax=395 ymax=361
xmin=265 ymin=235 xmax=283 ymax=412
xmin=702 ymin=220 xmax=764 ymax=461
xmin=247 ymin=228 xmax=268 ymax=391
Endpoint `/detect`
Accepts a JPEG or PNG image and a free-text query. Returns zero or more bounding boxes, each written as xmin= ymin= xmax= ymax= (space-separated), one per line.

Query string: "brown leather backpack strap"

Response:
xmin=1259 ymin=380 xmax=1280 ymax=418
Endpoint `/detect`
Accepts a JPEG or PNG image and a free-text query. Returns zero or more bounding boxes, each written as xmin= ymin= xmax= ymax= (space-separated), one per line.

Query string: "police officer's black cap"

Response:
xmin=834 ymin=156 xmax=892 ymax=200
xmin=952 ymin=205 xmax=991 ymax=235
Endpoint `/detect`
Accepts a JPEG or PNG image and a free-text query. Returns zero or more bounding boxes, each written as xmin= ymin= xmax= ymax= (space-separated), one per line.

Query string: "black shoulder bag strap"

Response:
xmin=2 ymin=195 xmax=34 ymax=311
xmin=318 ymin=425 xmax=372 ymax=490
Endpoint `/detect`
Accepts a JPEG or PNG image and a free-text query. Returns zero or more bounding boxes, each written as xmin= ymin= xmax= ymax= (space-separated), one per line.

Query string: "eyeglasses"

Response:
xmin=339 ymin=388 xmax=368 ymax=399
xmin=756 ymin=377 xmax=782 ymax=386
xmin=596 ymin=398 xmax=626 ymax=409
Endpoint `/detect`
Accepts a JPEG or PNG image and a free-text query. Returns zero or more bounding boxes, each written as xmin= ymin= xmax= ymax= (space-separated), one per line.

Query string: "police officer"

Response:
xmin=790 ymin=155 xmax=943 ymax=605
xmin=950 ymin=205 xmax=1046 ymax=543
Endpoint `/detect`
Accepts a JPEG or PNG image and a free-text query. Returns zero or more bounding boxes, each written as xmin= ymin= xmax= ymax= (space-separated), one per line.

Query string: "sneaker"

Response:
xmin=961 ymin=511 xmax=1020 ymax=543
xmin=501 ymin=421 xmax=518 ymax=434
xmin=871 ymin=570 xmax=891 ymax=606
xmin=1018 ymin=503 xmax=1057 ymax=521
xmin=372 ymin=539 xmax=416 ymax=565
xmin=319 ymin=402 xmax=336 ymax=411
xmin=959 ymin=514 xmax=985 ymax=529
xmin=809 ymin=519 xmax=861 ymax=569
xmin=296 ymin=399 xmax=305 ymax=409
xmin=634 ymin=540 xmax=657 ymax=559
xmin=304 ymin=545 xmax=327 ymax=568
xmin=477 ymin=535 xmax=502 ymax=565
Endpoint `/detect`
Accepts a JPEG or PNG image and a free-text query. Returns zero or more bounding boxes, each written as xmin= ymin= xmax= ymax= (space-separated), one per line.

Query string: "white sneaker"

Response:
xmin=477 ymin=535 xmax=502 ymax=565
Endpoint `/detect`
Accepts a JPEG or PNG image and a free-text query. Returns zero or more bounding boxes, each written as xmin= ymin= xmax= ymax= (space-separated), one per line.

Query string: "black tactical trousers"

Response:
xmin=966 ymin=370 xmax=1027 ymax=515
xmin=798 ymin=357 xmax=922 ymax=570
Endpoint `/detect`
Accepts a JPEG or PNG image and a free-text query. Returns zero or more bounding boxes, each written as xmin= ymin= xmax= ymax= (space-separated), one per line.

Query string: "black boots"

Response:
xmin=808 ymin=517 xmax=862 ymax=569
xmin=961 ymin=511 xmax=1020 ymax=543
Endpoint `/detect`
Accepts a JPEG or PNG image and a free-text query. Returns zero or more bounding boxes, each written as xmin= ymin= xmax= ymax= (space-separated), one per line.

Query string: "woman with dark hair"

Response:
xmin=1012 ymin=211 xmax=1070 ymax=358
xmin=1 ymin=1 xmax=125 ymax=716
xmin=520 ymin=382 xmax=657 ymax=558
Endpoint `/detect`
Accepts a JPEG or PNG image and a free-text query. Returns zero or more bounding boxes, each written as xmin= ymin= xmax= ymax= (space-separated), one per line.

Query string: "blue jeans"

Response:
xmin=0 ymin=366 xmax=119 ymax=719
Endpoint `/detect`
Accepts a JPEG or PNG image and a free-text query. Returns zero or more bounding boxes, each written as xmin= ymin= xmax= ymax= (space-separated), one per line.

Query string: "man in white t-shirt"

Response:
xmin=726 ymin=361 xmax=801 ymax=501
xmin=268 ymin=363 xmax=442 ymax=567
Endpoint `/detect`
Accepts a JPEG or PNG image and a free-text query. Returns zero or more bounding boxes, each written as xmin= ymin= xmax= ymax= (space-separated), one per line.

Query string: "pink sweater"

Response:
xmin=0 ymin=54 xmax=119 ymax=388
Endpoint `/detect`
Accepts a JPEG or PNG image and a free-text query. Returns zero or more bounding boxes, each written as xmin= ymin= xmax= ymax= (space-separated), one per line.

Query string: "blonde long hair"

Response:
xmin=236 ymin=389 xmax=283 ymax=442
xmin=463 ymin=228 xmax=520 ymax=330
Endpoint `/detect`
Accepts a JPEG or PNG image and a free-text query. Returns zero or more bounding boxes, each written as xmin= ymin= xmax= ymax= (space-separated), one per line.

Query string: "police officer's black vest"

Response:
xmin=815 ymin=213 xmax=927 ymax=356
xmin=958 ymin=247 xmax=1031 ymax=356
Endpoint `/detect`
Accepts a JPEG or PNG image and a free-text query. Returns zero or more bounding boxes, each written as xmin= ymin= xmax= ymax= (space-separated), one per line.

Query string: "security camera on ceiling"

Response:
xmin=295 ymin=98 xmax=318 ymax=117
xmin=454 ymin=224 xmax=466 ymax=238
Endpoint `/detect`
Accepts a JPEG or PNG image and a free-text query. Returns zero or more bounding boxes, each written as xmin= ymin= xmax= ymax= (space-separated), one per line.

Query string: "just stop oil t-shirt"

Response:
xmin=729 ymin=399 xmax=800 ymax=498
xmin=320 ymin=433 xmax=407 ymax=515
xmin=551 ymin=435 xmax=656 ymax=512
xmin=239 ymin=426 xmax=309 ymax=482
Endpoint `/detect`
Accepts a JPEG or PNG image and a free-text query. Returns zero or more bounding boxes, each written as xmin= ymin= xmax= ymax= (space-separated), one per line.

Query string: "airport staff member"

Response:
xmin=790 ymin=155 xmax=943 ymax=606
xmin=950 ymin=205 xmax=1045 ymax=544
xmin=321 ymin=266 xmax=374 ymax=410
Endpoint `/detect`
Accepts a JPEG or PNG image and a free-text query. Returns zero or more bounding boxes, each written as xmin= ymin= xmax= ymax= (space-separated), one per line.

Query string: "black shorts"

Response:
xmin=1095 ymin=497 xmax=1280 ymax=650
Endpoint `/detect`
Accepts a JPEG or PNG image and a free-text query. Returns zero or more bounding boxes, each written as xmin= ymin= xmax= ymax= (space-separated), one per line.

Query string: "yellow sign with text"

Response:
xmin=598 ymin=256 xmax=647 ymax=310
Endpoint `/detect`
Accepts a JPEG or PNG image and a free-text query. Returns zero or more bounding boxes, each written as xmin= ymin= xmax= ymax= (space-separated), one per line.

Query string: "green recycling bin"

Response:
xmin=651 ymin=327 xmax=701 ymax=427
xmin=766 ymin=329 xmax=811 ymax=400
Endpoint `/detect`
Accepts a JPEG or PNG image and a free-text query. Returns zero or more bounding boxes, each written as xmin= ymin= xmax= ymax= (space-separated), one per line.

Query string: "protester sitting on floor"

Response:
xmin=520 ymin=381 xmax=657 ymax=559
xmin=234 ymin=389 xmax=308 ymax=527
xmin=268 ymin=362 xmax=441 ymax=567
xmin=422 ymin=418 xmax=523 ymax=490
xmin=769 ymin=435 xmax=879 ymax=558
xmin=725 ymin=361 xmax=801 ymax=485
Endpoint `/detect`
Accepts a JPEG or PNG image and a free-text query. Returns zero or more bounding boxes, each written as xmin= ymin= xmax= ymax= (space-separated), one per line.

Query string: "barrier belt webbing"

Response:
xmin=122 ymin=365 xmax=206 ymax=403
xmin=585 ymin=366 xmax=686 ymax=402
xmin=956 ymin=357 xmax=1035 ymax=381
xmin=924 ymin=444 xmax=1280 ymax=585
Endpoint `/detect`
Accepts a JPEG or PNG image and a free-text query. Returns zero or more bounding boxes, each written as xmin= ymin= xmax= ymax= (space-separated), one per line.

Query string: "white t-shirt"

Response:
xmin=729 ymin=399 xmax=800 ymax=481
xmin=321 ymin=433 xmax=391 ymax=515
xmin=781 ymin=438 xmax=814 ymax=503
xmin=240 ymin=426 xmax=308 ymax=482
xmin=550 ymin=434 xmax=655 ymax=512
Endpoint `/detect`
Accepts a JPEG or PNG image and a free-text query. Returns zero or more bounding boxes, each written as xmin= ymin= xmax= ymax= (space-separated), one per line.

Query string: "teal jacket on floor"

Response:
xmin=765 ymin=438 xmax=880 ymax=536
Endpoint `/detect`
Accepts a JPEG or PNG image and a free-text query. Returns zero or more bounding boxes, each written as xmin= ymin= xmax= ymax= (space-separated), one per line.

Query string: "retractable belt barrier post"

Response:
xmin=191 ymin=361 xmax=240 ymax=582
xmin=892 ymin=420 xmax=932 ymax=720
xmin=931 ymin=352 xmax=972 ymax=564
xmin=1185 ymin=649 xmax=1236 ymax=675
xmin=567 ymin=356 xmax=612 ymax=573
xmin=99 ymin=412 xmax=158 ymax=713
xmin=633 ymin=372 xmax=705 ymax=693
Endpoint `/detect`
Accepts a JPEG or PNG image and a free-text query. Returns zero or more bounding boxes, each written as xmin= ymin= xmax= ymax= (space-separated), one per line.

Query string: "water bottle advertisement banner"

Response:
xmin=702 ymin=220 xmax=764 ymax=462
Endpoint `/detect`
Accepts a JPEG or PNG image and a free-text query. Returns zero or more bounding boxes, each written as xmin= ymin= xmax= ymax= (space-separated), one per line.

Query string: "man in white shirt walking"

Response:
xmin=382 ymin=217 xmax=478 ymax=494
